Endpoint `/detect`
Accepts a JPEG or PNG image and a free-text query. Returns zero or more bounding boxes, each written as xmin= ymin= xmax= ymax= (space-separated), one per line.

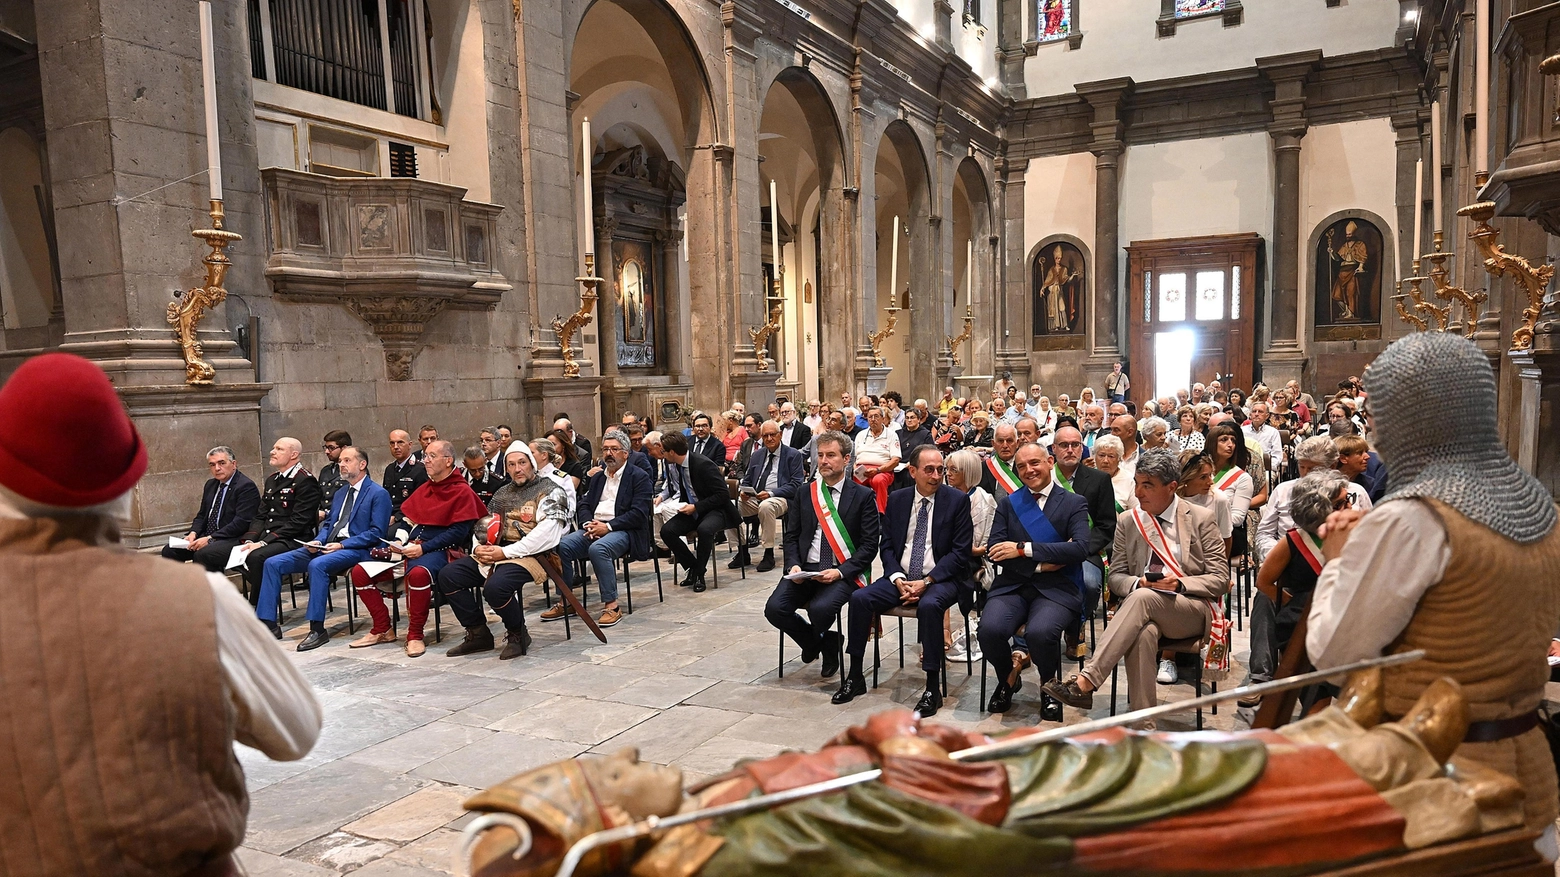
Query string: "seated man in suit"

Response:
xmin=729 ymin=420 xmax=805 ymax=573
xmin=462 ymin=445 xmax=508 ymax=507
xmin=835 ymin=445 xmax=972 ymax=714
xmin=688 ymin=414 xmax=727 ymax=466
xmin=622 ymin=422 xmax=656 ymax=480
xmin=777 ymin=401 xmax=813 ymax=451
xmin=257 ymin=446 xmax=391 ymax=651
xmin=978 ymin=442 xmax=1091 ymax=718
xmin=239 ymin=437 xmax=324 ymax=605
xmin=1045 ymin=448 xmax=1229 ymax=725
xmin=162 ymin=445 xmax=260 ymax=571
xmin=768 ymin=430 xmax=880 ymax=683
xmin=979 ymin=423 xmax=1022 ymax=497
xmin=384 ymin=430 xmax=429 ymax=525
xmin=1049 ymin=424 xmax=1118 ymax=658
xmin=553 ymin=429 xmax=653 ymax=629
xmin=657 ymin=432 xmax=739 ymax=593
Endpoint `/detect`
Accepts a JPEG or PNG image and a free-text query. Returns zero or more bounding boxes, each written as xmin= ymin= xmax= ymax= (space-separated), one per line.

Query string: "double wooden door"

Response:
xmin=1125 ymin=233 xmax=1261 ymax=402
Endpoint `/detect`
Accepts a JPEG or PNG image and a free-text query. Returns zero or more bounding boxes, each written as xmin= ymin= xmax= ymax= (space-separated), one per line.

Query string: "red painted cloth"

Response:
xmin=399 ymin=475 xmax=487 ymax=527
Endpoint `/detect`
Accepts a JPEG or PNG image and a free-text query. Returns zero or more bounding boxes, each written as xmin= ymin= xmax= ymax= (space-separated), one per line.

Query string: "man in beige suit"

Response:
xmin=1045 ymin=447 xmax=1228 ymax=719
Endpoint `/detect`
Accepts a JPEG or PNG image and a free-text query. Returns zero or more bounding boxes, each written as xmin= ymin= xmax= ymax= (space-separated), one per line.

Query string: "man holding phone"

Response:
xmin=729 ymin=421 xmax=805 ymax=572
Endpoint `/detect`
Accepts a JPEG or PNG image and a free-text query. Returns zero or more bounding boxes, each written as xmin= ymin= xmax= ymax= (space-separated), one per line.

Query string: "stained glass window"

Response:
xmin=1175 ymin=0 xmax=1224 ymax=18
xmin=1158 ymin=272 xmax=1186 ymax=323
xmin=1036 ymin=0 xmax=1071 ymax=41
xmin=1195 ymin=270 xmax=1224 ymax=321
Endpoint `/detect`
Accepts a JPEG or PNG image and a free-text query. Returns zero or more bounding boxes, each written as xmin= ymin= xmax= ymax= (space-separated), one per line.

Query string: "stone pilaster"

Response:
xmin=996 ymin=0 xmax=1027 ymax=98
xmin=1257 ymin=51 xmax=1321 ymax=387
xmin=1076 ymin=78 xmax=1132 ymax=389
xmin=995 ymin=156 xmax=1030 ymax=387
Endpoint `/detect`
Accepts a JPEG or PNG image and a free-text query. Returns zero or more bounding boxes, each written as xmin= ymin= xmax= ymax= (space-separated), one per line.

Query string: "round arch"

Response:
xmin=1304 ymin=208 xmax=1397 ymax=342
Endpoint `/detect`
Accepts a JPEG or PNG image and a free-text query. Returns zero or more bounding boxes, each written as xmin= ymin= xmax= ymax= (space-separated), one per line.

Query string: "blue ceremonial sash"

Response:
xmin=1010 ymin=489 xmax=1085 ymax=593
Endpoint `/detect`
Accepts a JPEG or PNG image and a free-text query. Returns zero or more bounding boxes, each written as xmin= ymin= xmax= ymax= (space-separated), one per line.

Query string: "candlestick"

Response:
xmin=1412 ymin=158 xmax=1423 ymax=271
xmin=889 ymin=215 xmax=900 ymax=305
xmin=770 ymin=179 xmax=781 ymax=275
xmin=1475 ymin=0 xmax=1489 ymax=181
xmin=198 ymin=1 xmax=222 ymax=201
xmin=581 ymin=118 xmax=594 ymax=256
xmin=1430 ymin=99 xmax=1443 ymax=234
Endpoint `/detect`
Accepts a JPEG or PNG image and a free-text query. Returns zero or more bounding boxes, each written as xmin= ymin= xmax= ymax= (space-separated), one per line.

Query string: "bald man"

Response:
xmin=239 ymin=437 xmax=324 ymax=605
xmin=1111 ymin=414 xmax=1140 ymax=476
xmin=384 ymin=429 xmax=429 ymax=525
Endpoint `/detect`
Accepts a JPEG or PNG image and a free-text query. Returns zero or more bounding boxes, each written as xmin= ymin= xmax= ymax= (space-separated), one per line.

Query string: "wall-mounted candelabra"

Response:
xmin=945 ymin=304 xmax=974 ymax=368
xmin=1457 ymin=201 xmax=1555 ymax=351
xmin=868 ymin=302 xmax=901 ymax=368
xmin=1394 ymin=274 xmax=1449 ymax=333
xmin=1422 ymin=232 xmax=1487 ymax=339
xmin=556 ymin=252 xmax=600 ymax=379
xmin=748 ymin=269 xmax=784 ymax=372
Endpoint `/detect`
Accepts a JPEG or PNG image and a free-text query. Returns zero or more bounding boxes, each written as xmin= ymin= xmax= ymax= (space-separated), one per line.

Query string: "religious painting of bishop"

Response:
xmin=1314 ymin=217 xmax=1383 ymax=327
xmin=1032 ymin=241 xmax=1086 ymax=337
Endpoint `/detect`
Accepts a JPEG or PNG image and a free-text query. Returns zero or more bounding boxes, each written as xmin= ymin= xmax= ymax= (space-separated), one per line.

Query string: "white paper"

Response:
xmin=1548 ymin=654 xmax=1560 ymax=667
xmin=225 ymin=543 xmax=258 ymax=570
xmin=167 ymin=536 xmax=191 ymax=549
xmin=355 ymin=561 xmax=399 ymax=578
xmin=783 ymin=571 xmax=824 ymax=582
xmin=293 ymin=539 xmax=323 ymax=548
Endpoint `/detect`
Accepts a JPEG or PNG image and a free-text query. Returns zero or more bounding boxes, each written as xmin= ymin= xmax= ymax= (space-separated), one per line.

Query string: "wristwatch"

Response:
xmin=1175 ymin=582 xmax=1187 ymax=594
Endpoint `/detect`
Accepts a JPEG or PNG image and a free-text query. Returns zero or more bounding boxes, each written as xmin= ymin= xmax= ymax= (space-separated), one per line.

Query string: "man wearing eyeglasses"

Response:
xmin=162 ymin=446 xmax=260 ymax=572
xmin=317 ymin=430 xmax=351 ymax=520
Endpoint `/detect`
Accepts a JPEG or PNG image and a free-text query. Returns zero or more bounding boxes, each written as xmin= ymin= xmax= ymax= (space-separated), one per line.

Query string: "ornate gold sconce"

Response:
xmin=1391 ymin=293 xmax=1429 ymax=332
xmin=169 ymin=199 xmax=242 ymax=385
xmin=1457 ymin=200 xmax=1556 ymax=351
xmin=748 ymin=269 xmax=784 ymax=372
xmin=1396 ymin=274 xmax=1450 ymax=332
xmin=867 ymin=304 xmax=901 ymax=368
xmin=1422 ymin=232 xmax=1487 ymax=339
xmin=555 ymin=252 xmax=600 ymax=379
xmin=945 ymin=304 xmax=974 ymax=368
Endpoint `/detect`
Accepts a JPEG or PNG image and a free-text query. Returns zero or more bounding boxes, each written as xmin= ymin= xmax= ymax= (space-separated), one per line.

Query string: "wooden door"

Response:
xmin=1125 ymin=233 xmax=1261 ymax=403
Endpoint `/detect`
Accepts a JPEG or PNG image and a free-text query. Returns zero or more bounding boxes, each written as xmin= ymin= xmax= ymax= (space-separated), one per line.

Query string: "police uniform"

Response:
xmin=383 ymin=457 xmax=429 ymax=523
xmin=241 ymin=464 xmax=324 ymax=603
xmin=317 ymin=461 xmax=345 ymax=520
xmin=465 ymin=467 xmax=510 ymax=508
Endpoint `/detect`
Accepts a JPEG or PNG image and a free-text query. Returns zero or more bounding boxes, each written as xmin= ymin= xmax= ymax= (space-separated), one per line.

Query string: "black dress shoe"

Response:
xmin=755 ymin=550 xmax=776 ymax=573
xmin=691 ymin=576 xmax=707 ymax=593
xmin=819 ymin=631 xmax=842 ymax=678
xmin=296 ymin=630 xmax=330 ymax=652
xmin=1041 ymin=693 xmax=1064 ymax=723
xmin=655 ymin=546 xmax=672 ymax=559
xmin=987 ymin=681 xmax=1014 ymax=713
xmin=914 ymin=689 xmax=943 ymax=717
xmin=678 ymin=573 xmax=698 ymax=588
xmin=264 ymin=620 xmax=283 ymax=640
xmin=727 ymin=550 xmax=750 ymax=570
xmin=832 ymin=675 xmax=867 ymax=704
xmin=800 ymin=639 xmax=820 ymax=664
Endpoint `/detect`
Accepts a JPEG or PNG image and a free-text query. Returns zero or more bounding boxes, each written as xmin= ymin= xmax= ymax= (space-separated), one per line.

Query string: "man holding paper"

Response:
xmin=238 ymin=437 xmax=324 ymax=604
xmin=729 ymin=420 xmax=805 ymax=573
xmin=256 ymin=446 xmax=391 ymax=650
xmin=162 ymin=445 xmax=259 ymax=571
xmin=767 ymin=430 xmax=880 ymax=682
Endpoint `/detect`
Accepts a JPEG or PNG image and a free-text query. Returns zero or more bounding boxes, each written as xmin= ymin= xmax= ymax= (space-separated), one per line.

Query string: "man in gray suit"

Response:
xmin=1045 ymin=448 xmax=1228 ymax=723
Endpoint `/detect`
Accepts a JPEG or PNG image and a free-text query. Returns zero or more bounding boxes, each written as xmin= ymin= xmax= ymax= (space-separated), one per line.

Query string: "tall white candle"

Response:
xmin=889 ymin=215 xmax=900 ymax=306
xmin=581 ymin=118 xmax=594 ymax=256
xmin=1412 ymin=158 xmax=1423 ymax=269
xmin=1430 ymin=99 xmax=1443 ymax=235
xmin=1475 ymin=0 xmax=1489 ymax=177
xmin=770 ymin=179 xmax=781 ymax=278
xmin=198 ymin=1 xmax=222 ymax=202
xmin=965 ymin=238 xmax=972 ymax=306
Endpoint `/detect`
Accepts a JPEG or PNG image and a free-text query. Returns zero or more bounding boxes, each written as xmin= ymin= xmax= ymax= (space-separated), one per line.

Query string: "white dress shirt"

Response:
xmin=592 ymin=466 xmax=623 ymax=523
xmin=1307 ymin=501 xmax=1450 ymax=671
xmin=780 ymin=422 xmax=798 ymax=447
xmin=1020 ymin=481 xmax=1055 ymax=558
xmin=807 ymin=477 xmax=846 ymax=565
xmin=891 ymin=490 xmax=938 ymax=582
xmin=1244 ymin=423 xmax=1284 ymax=470
xmin=1256 ymin=478 xmax=1373 ymax=556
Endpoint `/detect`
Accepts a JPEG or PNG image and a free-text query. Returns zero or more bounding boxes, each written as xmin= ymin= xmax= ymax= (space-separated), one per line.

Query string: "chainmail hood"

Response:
xmin=1364 ymin=332 xmax=1556 ymax=543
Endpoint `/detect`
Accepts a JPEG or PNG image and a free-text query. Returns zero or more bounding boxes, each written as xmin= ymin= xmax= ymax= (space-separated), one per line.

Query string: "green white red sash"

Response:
xmin=1213 ymin=466 xmax=1246 ymax=493
xmin=1289 ymin=528 xmax=1324 ymax=574
xmin=1052 ymin=465 xmax=1073 ymax=493
xmin=986 ymin=457 xmax=1020 ymax=494
xmin=812 ymin=479 xmax=869 ymax=589
xmin=1128 ymin=507 xmax=1184 ymax=580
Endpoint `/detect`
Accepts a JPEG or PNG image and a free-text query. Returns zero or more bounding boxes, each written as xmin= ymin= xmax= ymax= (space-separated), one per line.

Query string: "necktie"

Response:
xmin=332 ymin=487 xmax=355 ymax=541
xmin=758 ymin=451 xmax=776 ymax=493
xmin=212 ymin=482 xmax=227 ymax=527
xmin=682 ymin=464 xmax=697 ymax=502
xmin=819 ymin=486 xmax=836 ymax=565
xmin=907 ymin=497 xmax=929 ymax=580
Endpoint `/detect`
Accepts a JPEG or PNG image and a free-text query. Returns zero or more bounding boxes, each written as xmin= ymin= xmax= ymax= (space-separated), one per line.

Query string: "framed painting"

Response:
xmin=1032 ymin=240 xmax=1087 ymax=337
xmin=1313 ymin=216 xmax=1383 ymax=328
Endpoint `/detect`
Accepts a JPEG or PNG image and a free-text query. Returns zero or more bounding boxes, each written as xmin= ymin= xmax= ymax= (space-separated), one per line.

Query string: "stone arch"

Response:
xmin=953 ymin=156 xmax=994 ymax=379
xmin=872 ymin=118 xmax=934 ymax=396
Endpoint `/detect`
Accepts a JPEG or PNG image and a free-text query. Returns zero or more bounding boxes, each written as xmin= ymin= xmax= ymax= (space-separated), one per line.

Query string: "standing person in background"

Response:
xmin=1105 ymin=361 xmax=1130 ymax=404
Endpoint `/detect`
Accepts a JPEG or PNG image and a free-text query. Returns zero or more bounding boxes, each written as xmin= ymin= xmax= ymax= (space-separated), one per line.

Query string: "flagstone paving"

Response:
xmin=237 ymin=547 xmax=1256 ymax=875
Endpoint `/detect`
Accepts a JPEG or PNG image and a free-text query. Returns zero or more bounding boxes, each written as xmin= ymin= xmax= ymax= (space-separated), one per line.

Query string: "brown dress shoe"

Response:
xmin=405 ymin=639 xmax=426 ymax=658
xmin=539 ymin=602 xmax=573 ymax=622
xmin=350 ymin=629 xmax=397 ymax=648
xmin=597 ymin=605 xmax=623 ymax=627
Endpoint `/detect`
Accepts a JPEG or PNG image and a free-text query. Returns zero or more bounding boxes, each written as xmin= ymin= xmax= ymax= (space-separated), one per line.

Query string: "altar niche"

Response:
xmin=595 ymin=144 xmax=685 ymax=371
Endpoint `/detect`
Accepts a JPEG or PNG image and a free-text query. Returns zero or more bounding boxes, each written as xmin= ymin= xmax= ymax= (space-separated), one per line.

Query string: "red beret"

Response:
xmin=0 ymin=353 xmax=147 ymax=507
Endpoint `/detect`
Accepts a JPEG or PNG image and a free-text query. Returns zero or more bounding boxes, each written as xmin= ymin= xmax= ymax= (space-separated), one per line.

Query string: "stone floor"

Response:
xmin=236 ymin=545 xmax=1257 ymax=876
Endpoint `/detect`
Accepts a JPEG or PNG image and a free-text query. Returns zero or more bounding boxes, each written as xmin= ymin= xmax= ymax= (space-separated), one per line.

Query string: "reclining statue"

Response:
xmin=460 ymin=670 xmax=1531 ymax=877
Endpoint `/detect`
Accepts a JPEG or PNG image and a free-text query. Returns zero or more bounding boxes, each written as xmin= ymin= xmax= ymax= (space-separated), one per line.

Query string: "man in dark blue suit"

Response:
xmin=978 ymin=442 xmax=1090 ymax=718
xmin=257 ymin=445 xmax=391 ymax=651
xmin=729 ymin=420 xmax=806 ymax=572
xmin=769 ymin=430 xmax=880 ymax=681
xmin=835 ymin=445 xmax=972 ymax=715
xmin=161 ymin=446 xmax=260 ymax=571
xmin=555 ymin=429 xmax=654 ymax=628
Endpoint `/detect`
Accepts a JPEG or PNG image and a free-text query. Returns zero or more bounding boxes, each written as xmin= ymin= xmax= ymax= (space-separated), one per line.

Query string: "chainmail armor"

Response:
xmin=1364 ymin=332 xmax=1556 ymax=543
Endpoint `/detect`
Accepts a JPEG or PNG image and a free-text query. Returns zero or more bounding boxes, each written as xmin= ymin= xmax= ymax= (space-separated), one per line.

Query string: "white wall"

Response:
xmin=1297 ymin=117 xmax=1399 ymax=330
xmin=1024 ymin=0 xmax=1401 ymax=96
xmin=1023 ymin=152 xmax=1095 ymax=258
xmin=890 ymin=0 xmax=938 ymax=43
xmin=955 ymin=17 xmax=998 ymax=84
xmin=1119 ymin=130 xmax=1274 ymax=258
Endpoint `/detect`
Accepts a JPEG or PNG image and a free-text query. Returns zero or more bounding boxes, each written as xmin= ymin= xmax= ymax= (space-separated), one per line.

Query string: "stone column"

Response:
xmin=1257 ymin=52 xmax=1320 ymax=387
xmin=995 ymin=157 xmax=1030 ymax=386
xmin=594 ymin=215 xmax=623 ymax=426
xmin=934 ymin=0 xmax=954 ymax=50
xmin=659 ymin=226 xmax=687 ymax=384
xmin=1076 ymin=78 xmax=1132 ymax=388
xmin=996 ymin=0 xmax=1027 ymax=98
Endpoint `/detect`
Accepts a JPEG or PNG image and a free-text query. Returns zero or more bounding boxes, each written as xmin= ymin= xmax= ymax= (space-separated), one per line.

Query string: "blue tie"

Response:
xmin=907 ymin=496 xmax=930 ymax=580
xmin=682 ymin=464 xmax=697 ymax=502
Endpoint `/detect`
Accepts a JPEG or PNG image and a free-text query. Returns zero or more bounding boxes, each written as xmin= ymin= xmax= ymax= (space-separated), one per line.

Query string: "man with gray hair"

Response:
xmin=1255 ymin=436 xmax=1372 ymax=557
xmin=553 ymin=429 xmax=654 ymax=629
xmin=1045 ymin=447 xmax=1229 ymax=722
xmin=163 ymin=446 xmax=261 ymax=571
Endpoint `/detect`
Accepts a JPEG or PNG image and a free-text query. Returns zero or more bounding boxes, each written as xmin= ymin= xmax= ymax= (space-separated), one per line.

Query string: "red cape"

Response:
xmin=400 ymin=474 xmax=489 ymax=527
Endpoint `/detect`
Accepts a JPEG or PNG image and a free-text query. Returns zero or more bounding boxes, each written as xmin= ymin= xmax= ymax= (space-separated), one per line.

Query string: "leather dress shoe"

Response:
xmin=678 ymin=573 xmax=699 ymax=588
xmin=264 ymin=620 xmax=283 ymax=640
xmin=1041 ymin=693 xmax=1064 ymax=723
xmin=755 ymin=549 xmax=776 ymax=573
xmin=819 ymin=631 xmax=842 ymax=678
xmin=1042 ymin=675 xmax=1095 ymax=710
xmin=691 ymin=575 xmax=707 ymax=593
xmin=987 ymin=681 xmax=1015 ymax=713
xmin=296 ymin=629 xmax=330 ymax=652
xmin=727 ymin=550 xmax=750 ymax=570
xmin=498 ymin=628 xmax=533 ymax=660
xmin=914 ymin=689 xmax=943 ymax=717
xmin=832 ymin=674 xmax=867 ymax=704
xmin=800 ymin=639 xmax=820 ymax=664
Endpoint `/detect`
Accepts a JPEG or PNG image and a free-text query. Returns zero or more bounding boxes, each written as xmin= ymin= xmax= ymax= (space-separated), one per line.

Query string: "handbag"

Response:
xmin=1202 ymin=599 xmax=1233 ymax=679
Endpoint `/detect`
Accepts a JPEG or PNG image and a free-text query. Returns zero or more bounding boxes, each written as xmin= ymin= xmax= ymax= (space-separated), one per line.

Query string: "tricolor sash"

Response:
xmin=1052 ymin=465 xmax=1095 ymax=530
xmin=986 ymin=457 xmax=1020 ymax=494
xmin=812 ymin=479 xmax=869 ymax=589
xmin=1128 ymin=507 xmax=1185 ymax=580
xmin=1288 ymin=528 xmax=1324 ymax=575
xmin=1010 ymin=489 xmax=1084 ymax=593
xmin=1213 ymin=466 xmax=1246 ymax=493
